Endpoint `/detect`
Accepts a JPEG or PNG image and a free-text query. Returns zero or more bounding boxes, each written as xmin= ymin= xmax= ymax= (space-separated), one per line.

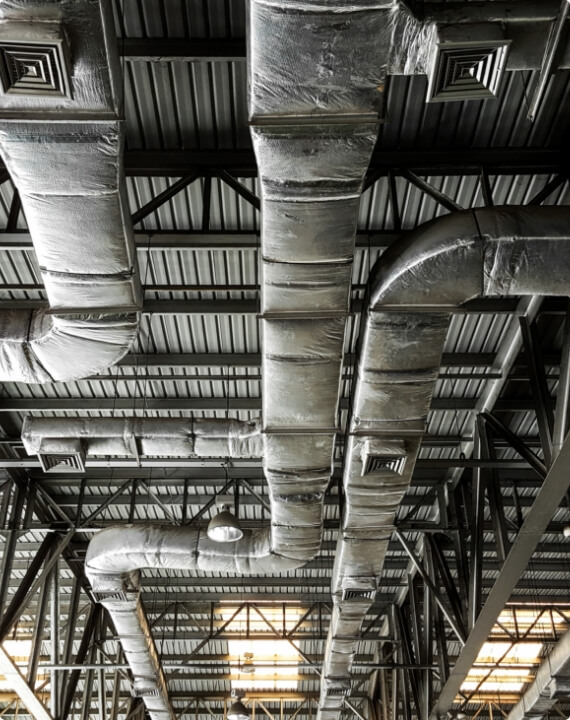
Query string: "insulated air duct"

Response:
xmin=506 ymin=625 xmax=570 ymax=720
xmin=85 ymin=526 xmax=303 ymax=720
xmin=22 ymin=417 xmax=264 ymax=471
xmin=251 ymin=0 xmax=393 ymax=570
xmin=0 ymin=0 xmax=141 ymax=383
xmin=80 ymin=1 xmax=394 ymax=717
xmin=318 ymin=205 xmax=570 ymax=720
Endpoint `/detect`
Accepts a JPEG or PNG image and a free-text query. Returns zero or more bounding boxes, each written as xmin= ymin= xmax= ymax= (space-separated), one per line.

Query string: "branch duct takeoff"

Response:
xmin=319 ymin=205 xmax=570 ymax=720
xmin=85 ymin=526 xmax=302 ymax=720
xmin=0 ymin=0 xmax=141 ymax=383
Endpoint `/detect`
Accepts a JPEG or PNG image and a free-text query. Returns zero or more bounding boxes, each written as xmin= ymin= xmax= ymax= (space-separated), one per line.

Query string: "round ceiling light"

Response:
xmin=227 ymin=701 xmax=249 ymax=720
xmin=207 ymin=508 xmax=243 ymax=543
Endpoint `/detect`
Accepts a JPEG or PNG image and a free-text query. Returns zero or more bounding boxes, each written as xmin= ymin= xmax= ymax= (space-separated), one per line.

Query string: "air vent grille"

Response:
xmin=92 ymin=590 xmax=132 ymax=603
xmin=132 ymin=688 xmax=160 ymax=699
xmin=326 ymin=685 xmax=350 ymax=698
xmin=0 ymin=40 xmax=71 ymax=97
xmin=342 ymin=588 xmax=376 ymax=602
xmin=364 ymin=455 xmax=406 ymax=475
xmin=39 ymin=452 xmax=85 ymax=474
xmin=428 ymin=43 xmax=508 ymax=102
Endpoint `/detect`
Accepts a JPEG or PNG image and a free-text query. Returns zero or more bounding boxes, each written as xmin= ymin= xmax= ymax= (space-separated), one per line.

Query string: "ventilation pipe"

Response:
xmin=318 ymin=205 xmax=570 ymax=720
xmin=79 ymin=1 xmax=396 ymax=717
xmin=506 ymin=625 xmax=570 ymax=720
xmin=80 ymin=417 xmax=312 ymax=720
xmin=0 ymin=0 xmax=140 ymax=383
xmin=22 ymin=417 xmax=264 ymax=471
xmin=250 ymin=0 xmax=393 ymax=566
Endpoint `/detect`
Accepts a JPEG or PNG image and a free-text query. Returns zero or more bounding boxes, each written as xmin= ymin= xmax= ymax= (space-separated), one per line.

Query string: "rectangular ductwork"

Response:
xmin=0 ymin=0 xmax=141 ymax=384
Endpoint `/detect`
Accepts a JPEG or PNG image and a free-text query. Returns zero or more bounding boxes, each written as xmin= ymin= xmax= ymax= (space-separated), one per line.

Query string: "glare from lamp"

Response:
xmin=563 ymin=525 xmax=570 ymax=539
xmin=207 ymin=506 xmax=243 ymax=543
xmin=240 ymin=652 xmax=255 ymax=674
xmin=227 ymin=700 xmax=250 ymax=720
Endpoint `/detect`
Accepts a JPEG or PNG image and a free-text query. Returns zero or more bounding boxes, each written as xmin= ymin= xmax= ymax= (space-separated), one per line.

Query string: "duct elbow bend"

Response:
xmin=368 ymin=206 xmax=570 ymax=310
xmin=85 ymin=524 xmax=308 ymax=598
xmin=0 ymin=308 xmax=140 ymax=384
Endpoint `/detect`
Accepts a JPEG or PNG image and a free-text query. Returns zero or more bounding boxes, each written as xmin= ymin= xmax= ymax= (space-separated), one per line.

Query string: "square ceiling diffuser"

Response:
xmin=426 ymin=25 xmax=510 ymax=103
xmin=0 ymin=23 xmax=71 ymax=98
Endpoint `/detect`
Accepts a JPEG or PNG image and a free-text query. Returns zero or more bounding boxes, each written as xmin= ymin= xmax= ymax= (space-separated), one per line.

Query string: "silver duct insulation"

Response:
xmin=23 ymin=415 xmax=326 ymax=563
xmin=507 ymin=626 xmax=570 ymax=720
xmin=0 ymin=0 xmax=141 ymax=383
xmin=253 ymin=3 xmax=388 ymax=711
xmin=318 ymin=205 xmax=570 ymax=720
xmin=85 ymin=526 xmax=302 ymax=720
xmin=252 ymin=0 xmax=392 ymax=611
xmin=22 ymin=417 xmax=264 ymax=460
xmin=81 ymin=1 xmax=393 ymax=717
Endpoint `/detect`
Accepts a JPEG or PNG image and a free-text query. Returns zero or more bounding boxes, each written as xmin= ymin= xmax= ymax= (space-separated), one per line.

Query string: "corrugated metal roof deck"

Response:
xmin=1 ymin=4 xmax=570 ymax=720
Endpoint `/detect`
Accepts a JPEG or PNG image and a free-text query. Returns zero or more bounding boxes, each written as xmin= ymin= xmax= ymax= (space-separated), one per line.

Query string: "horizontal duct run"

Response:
xmin=319 ymin=205 xmax=570 ymax=719
xmin=21 ymin=417 xmax=264 ymax=470
xmin=0 ymin=0 xmax=141 ymax=383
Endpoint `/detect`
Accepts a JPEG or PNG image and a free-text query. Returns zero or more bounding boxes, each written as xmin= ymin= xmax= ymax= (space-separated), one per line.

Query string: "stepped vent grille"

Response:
xmin=364 ymin=455 xmax=406 ymax=476
xmin=38 ymin=438 xmax=86 ymax=473
xmin=39 ymin=451 xmax=85 ymax=473
xmin=428 ymin=42 xmax=509 ymax=102
xmin=0 ymin=40 xmax=70 ymax=97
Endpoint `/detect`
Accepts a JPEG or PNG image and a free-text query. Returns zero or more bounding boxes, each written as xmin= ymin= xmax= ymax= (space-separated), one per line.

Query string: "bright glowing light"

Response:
xmin=0 ymin=640 xmax=32 ymax=691
xmin=228 ymin=639 xmax=300 ymax=690
xmin=475 ymin=642 xmax=543 ymax=663
xmin=222 ymin=607 xmax=302 ymax=691
xmin=491 ymin=609 xmax=568 ymax=636
xmin=462 ymin=668 xmax=535 ymax=693
xmin=459 ymin=608 xmax=553 ymax=700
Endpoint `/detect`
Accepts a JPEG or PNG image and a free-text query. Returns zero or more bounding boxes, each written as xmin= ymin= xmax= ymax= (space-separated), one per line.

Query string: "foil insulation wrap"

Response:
xmin=85 ymin=522 xmax=306 ymax=720
xmin=85 ymin=525 xmax=303 ymax=587
xmin=99 ymin=595 xmax=173 ymax=720
xmin=322 ymin=205 xmax=570 ymax=714
xmin=249 ymin=1 xmax=392 ymax=119
xmin=388 ymin=4 xmax=437 ymax=75
xmin=0 ymin=0 xmax=141 ymax=383
xmin=22 ymin=417 xmax=264 ymax=459
xmin=253 ymin=124 xmax=378 ymax=567
xmin=249 ymin=3 xmax=392 ymax=716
